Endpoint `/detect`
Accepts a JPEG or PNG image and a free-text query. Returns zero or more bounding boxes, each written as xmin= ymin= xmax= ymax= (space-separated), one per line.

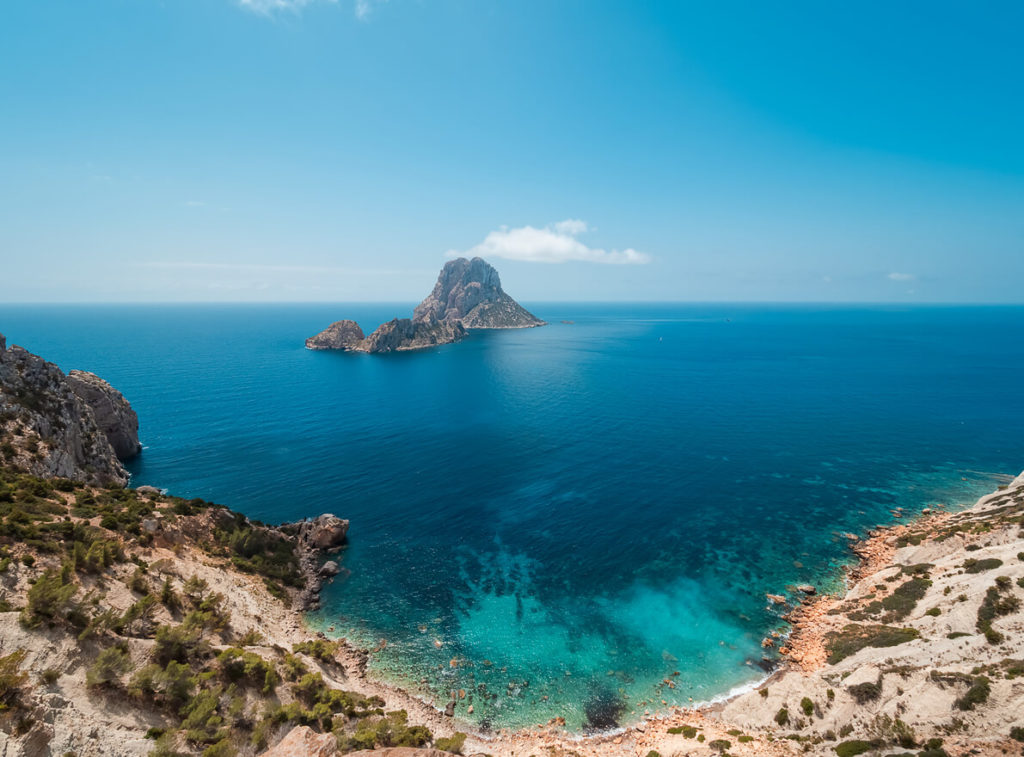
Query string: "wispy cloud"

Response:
xmin=450 ymin=220 xmax=650 ymax=265
xmin=887 ymin=272 xmax=915 ymax=281
xmin=236 ymin=0 xmax=380 ymax=19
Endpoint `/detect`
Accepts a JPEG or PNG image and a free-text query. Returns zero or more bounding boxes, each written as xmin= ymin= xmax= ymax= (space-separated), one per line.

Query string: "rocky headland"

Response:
xmin=0 ymin=333 xmax=139 ymax=485
xmin=305 ymin=258 xmax=543 ymax=354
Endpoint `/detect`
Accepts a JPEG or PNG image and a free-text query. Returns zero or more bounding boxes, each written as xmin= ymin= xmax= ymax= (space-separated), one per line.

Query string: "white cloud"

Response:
xmin=236 ymin=0 xmax=379 ymax=19
xmin=355 ymin=0 xmax=386 ymax=20
xmin=451 ymin=220 xmax=650 ymax=265
xmin=237 ymin=0 xmax=321 ymax=14
xmin=887 ymin=272 xmax=915 ymax=281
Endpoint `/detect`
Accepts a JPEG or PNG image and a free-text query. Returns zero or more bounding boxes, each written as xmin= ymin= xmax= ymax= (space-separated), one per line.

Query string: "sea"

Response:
xmin=2 ymin=303 xmax=1022 ymax=731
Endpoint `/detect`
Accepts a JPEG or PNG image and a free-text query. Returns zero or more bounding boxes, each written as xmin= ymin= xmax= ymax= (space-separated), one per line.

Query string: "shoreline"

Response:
xmin=285 ymin=469 xmax=1024 ymax=756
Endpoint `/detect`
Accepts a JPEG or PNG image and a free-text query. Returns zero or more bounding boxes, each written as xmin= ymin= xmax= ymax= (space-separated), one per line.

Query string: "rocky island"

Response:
xmin=305 ymin=257 xmax=544 ymax=354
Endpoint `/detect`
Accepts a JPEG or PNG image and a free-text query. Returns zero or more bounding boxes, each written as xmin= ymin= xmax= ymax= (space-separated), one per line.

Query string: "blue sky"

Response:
xmin=1 ymin=1 xmax=1022 ymax=302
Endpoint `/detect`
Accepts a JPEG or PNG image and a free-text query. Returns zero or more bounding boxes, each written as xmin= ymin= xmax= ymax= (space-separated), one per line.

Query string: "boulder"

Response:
xmin=319 ymin=560 xmax=341 ymax=577
xmin=299 ymin=514 xmax=350 ymax=551
xmin=260 ymin=725 xmax=337 ymax=757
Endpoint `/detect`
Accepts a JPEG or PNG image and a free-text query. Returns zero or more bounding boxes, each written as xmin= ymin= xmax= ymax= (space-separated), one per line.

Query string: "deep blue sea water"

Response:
xmin=2 ymin=303 xmax=1023 ymax=731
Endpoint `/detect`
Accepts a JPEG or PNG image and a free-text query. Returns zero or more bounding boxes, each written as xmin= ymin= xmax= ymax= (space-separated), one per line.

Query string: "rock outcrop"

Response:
xmin=305 ymin=320 xmax=366 ymax=351
xmin=292 ymin=514 xmax=350 ymax=610
xmin=305 ymin=257 xmax=542 ymax=354
xmin=413 ymin=257 xmax=544 ymax=329
xmin=359 ymin=316 xmax=466 ymax=354
xmin=66 ymin=370 xmax=141 ymax=460
xmin=297 ymin=514 xmax=350 ymax=551
xmin=0 ymin=334 xmax=134 ymax=485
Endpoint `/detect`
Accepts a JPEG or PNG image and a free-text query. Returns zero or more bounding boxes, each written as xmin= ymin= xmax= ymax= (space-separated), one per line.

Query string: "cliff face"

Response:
xmin=413 ymin=257 xmax=544 ymax=329
xmin=305 ymin=257 xmax=542 ymax=354
xmin=0 ymin=334 xmax=137 ymax=485
xmin=67 ymin=370 xmax=142 ymax=460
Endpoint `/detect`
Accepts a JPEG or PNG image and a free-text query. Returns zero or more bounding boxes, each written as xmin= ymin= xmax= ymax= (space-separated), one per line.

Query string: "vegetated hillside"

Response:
xmin=0 ymin=467 xmax=464 ymax=757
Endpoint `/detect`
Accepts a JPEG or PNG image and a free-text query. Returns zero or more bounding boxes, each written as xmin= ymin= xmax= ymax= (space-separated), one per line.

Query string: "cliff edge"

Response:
xmin=0 ymin=334 xmax=139 ymax=485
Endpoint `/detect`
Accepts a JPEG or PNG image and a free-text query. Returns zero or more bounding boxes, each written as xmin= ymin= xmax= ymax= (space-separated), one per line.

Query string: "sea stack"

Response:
xmin=413 ymin=257 xmax=545 ymax=329
xmin=304 ymin=257 xmax=543 ymax=353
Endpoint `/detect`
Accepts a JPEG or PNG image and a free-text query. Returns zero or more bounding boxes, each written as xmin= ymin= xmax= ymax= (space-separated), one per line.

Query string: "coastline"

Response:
xmin=288 ymin=468 xmax=1024 ymax=756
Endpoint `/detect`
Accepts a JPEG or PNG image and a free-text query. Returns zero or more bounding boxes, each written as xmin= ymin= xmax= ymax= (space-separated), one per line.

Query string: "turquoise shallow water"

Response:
xmin=1 ymin=303 xmax=1022 ymax=731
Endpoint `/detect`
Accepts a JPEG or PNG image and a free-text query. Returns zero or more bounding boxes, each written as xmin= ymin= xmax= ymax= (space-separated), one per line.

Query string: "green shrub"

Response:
xmin=0 ymin=650 xmax=28 ymax=712
xmin=826 ymin=624 xmax=920 ymax=664
xmin=963 ymin=558 xmax=1003 ymax=573
xmin=707 ymin=740 xmax=731 ymax=753
xmin=953 ymin=676 xmax=990 ymax=710
xmin=774 ymin=707 xmax=788 ymax=726
xmin=976 ymin=582 xmax=1020 ymax=644
xmin=435 ymin=732 xmax=467 ymax=754
xmin=1010 ymin=726 xmax=1024 ymax=742
xmin=800 ymin=696 xmax=814 ymax=716
xmin=667 ymin=725 xmax=698 ymax=737
xmin=834 ymin=741 xmax=874 ymax=756
xmin=86 ymin=645 xmax=132 ymax=688
xmin=292 ymin=639 xmax=341 ymax=662
xmin=847 ymin=680 xmax=881 ymax=704
xmin=39 ymin=668 xmax=60 ymax=685
xmin=20 ymin=568 xmax=77 ymax=627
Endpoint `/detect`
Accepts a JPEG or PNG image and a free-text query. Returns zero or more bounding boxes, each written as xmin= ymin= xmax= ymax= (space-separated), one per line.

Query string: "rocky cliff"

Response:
xmin=305 ymin=258 xmax=541 ymax=354
xmin=413 ymin=257 xmax=544 ymax=329
xmin=359 ymin=316 xmax=466 ymax=354
xmin=0 ymin=334 xmax=138 ymax=485
xmin=305 ymin=320 xmax=366 ymax=351
xmin=67 ymin=370 xmax=142 ymax=460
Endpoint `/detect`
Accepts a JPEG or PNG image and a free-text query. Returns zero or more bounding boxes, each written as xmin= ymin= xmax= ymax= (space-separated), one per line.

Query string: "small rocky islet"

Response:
xmin=305 ymin=257 xmax=545 ymax=353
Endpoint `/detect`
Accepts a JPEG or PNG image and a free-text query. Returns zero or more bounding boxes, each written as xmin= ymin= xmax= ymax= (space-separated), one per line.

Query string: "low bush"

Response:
xmin=847 ymin=680 xmax=881 ymax=704
xmin=435 ymin=732 xmax=467 ymax=754
xmin=834 ymin=740 xmax=874 ymax=756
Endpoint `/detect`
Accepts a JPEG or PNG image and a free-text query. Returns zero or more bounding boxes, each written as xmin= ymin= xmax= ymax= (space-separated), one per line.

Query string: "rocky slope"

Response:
xmin=305 ymin=258 xmax=541 ymax=354
xmin=358 ymin=317 xmax=466 ymax=354
xmin=305 ymin=321 xmax=367 ymax=351
xmin=412 ymin=257 xmax=544 ymax=329
xmin=0 ymin=334 xmax=138 ymax=485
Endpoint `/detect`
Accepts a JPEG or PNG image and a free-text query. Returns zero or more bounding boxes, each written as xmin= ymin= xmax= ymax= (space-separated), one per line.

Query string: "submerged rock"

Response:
xmin=583 ymin=686 xmax=626 ymax=732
